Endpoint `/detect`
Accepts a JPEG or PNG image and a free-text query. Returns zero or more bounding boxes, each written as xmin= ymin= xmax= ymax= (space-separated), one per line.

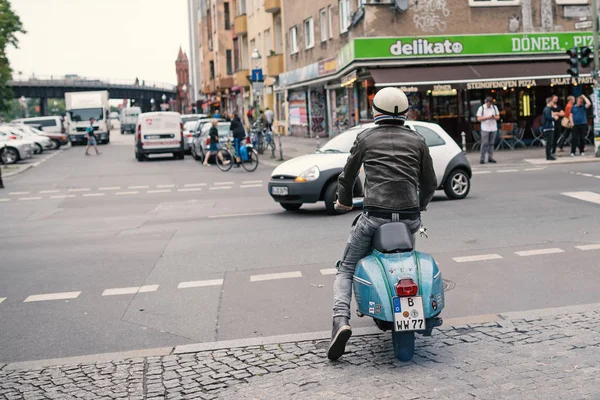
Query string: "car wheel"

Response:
xmin=1 ymin=147 xmax=19 ymax=165
xmin=444 ymin=169 xmax=470 ymax=200
xmin=34 ymin=143 xmax=43 ymax=154
xmin=136 ymin=151 xmax=144 ymax=162
xmin=280 ymin=203 xmax=302 ymax=211
xmin=191 ymin=146 xmax=202 ymax=161
xmin=324 ymin=181 xmax=346 ymax=215
xmin=49 ymin=140 xmax=59 ymax=150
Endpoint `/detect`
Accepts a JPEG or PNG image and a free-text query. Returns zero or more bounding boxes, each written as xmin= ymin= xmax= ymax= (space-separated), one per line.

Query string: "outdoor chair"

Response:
xmin=513 ymin=122 xmax=526 ymax=149
xmin=530 ymin=126 xmax=544 ymax=147
xmin=471 ymin=124 xmax=482 ymax=151
xmin=496 ymin=123 xmax=516 ymax=150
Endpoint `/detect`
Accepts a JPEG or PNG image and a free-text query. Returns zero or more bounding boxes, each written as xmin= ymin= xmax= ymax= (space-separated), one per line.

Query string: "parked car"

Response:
xmin=12 ymin=116 xmax=66 ymax=135
xmin=0 ymin=129 xmax=34 ymax=165
xmin=267 ymin=121 xmax=472 ymax=214
xmin=109 ymin=112 xmax=121 ymax=131
xmin=9 ymin=124 xmax=52 ymax=154
xmin=134 ymin=112 xmax=185 ymax=161
xmin=12 ymin=123 xmax=68 ymax=149
xmin=181 ymin=114 xmax=207 ymax=125
xmin=190 ymin=121 xmax=231 ymax=162
xmin=183 ymin=121 xmax=198 ymax=153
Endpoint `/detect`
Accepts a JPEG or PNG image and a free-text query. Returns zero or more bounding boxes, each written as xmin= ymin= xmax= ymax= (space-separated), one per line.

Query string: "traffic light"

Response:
xmin=566 ymin=47 xmax=579 ymax=77
xmin=580 ymin=46 xmax=593 ymax=67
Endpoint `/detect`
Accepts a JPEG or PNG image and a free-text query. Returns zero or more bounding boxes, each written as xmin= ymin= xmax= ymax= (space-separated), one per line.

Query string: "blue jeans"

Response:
xmin=234 ymin=138 xmax=242 ymax=158
xmin=332 ymin=213 xmax=421 ymax=319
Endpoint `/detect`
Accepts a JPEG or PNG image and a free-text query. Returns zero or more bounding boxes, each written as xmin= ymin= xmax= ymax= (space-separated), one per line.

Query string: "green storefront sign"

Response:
xmin=353 ymin=32 xmax=594 ymax=59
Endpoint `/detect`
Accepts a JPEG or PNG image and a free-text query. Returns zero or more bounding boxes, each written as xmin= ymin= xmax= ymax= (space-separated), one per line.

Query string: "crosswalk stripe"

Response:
xmin=184 ymin=183 xmax=207 ymax=187
xmin=581 ymin=173 xmax=593 ymax=177
xmin=524 ymin=168 xmax=545 ymax=171
xmin=178 ymin=188 xmax=203 ymax=192
xmin=472 ymin=171 xmax=491 ymax=175
xmin=453 ymin=254 xmax=503 ymax=263
xmin=69 ymin=188 xmax=90 ymax=192
xmin=51 ymin=194 xmax=75 ymax=199
xmin=498 ymin=169 xmax=518 ymax=173
xmin=115 ymin=191 xmax=139 ymax=196
xmin=24 ymin=291 xmax=81 ymax=302
xmin=575 ymin=244 xmax=600 ymax=251
xmin=210 ymin=186 xmax=231 ymax=190
xmin=320 ymin=268 xmax=338 ymax=275
xmin=240 ymin=184 xmax=263 ymax=188
xmin=129 ymin=186 xmax=149 ymax=189
xmin=214 ymin=182 xmax=234 ymax=186
xmin=39 ymin=190 xmax=60 ymax=194
xmin=0 ymin=297 xmax=5 ymax=304
xmin=157 ymin=184 xmax=176 ymax=188
xmin=9 ymin=192 xmax=30 ymax=195
xmin=19 ymin=197 xmax=42 ymax=201
xmin=83 ymin=193 xmax=105 ymax=197
xmin=177 ymin=279 xmax=224 ymax=289
xmin=562 ymin=191 xmax=600 ymax=205
xmin=102 ymin=285 xmax=159 ymax=296
xmin=0 ymin=199 xmax=9 ymax=202
xmin=147 ymin=189 xmax=171 ymax=194
xmin=99 ymin=187 xmax=121 ymax=191
xmin=515 ymin=248 xmax=564 ymax=257
xmin=242 ymin=180 xmax=263 ymax=184
xmin=250 ymin=271 xmax=303 ymax=282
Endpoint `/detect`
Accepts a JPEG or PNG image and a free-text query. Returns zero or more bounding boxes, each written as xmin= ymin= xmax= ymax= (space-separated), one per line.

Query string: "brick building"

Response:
xmin=175 ymin=47 xmax=192 ymax=114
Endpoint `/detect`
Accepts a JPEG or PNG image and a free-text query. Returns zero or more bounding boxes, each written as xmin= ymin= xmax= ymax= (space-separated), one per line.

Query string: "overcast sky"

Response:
xmin=7 ymin=0 xmax=189 ymax=85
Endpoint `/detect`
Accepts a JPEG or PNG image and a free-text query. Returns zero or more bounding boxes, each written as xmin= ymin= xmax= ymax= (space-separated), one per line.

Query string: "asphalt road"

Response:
xmin=1 ymin=131 xmax=599 ymax=363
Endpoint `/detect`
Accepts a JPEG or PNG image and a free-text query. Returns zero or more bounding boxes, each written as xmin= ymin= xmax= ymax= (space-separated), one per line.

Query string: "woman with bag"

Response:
xmin=557 ymin=96 xmax=574 ymax=153
xmin=569 ymin=95 xmax=591 ymax=157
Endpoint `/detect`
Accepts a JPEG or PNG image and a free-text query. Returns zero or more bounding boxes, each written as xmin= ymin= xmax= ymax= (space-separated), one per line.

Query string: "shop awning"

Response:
xmin=371 ymin=62 xmax=592 ymax=87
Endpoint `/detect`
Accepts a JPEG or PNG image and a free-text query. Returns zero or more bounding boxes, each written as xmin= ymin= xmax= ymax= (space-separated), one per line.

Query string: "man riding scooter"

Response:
xmin=328 ymin=87 xmax=438 ymax=361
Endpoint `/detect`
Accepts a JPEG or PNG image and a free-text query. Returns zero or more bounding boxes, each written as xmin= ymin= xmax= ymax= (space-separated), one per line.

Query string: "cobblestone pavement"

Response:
xmin=1 ymin=305 xmax=600 ymax=400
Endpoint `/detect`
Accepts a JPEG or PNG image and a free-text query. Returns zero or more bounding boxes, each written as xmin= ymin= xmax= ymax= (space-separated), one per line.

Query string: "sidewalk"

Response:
xmin=260 ymin=135 xmax=328 ymax=167
xmin=2 ymin=303 xmax=600 ymax=399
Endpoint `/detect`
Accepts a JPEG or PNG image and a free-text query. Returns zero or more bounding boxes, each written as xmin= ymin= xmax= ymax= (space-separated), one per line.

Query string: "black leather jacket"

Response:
xmin=337 ymin=123 xmax=437 ymax=212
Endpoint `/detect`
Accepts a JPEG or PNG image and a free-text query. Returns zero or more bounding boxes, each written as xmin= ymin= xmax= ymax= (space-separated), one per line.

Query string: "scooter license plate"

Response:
xmin=393 ymin=296 xmax=425 ymax=332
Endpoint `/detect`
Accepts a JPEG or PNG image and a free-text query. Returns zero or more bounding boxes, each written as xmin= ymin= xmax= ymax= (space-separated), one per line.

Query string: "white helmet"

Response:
xmin=372 ymin=87 xmax=409 ymax=124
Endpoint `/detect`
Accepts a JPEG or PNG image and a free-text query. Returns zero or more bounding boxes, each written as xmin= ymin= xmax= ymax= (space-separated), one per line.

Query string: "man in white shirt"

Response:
xmin=476 ymin=97 xmax=500 ymax=164
xmin=264 ymin=107 xmax=274 ymax=131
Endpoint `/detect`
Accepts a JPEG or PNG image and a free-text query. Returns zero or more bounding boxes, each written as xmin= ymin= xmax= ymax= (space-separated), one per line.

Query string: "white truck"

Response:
xmin=120 ymin=106 xmax=142 ymax=134
xmin=65 ymin=91 xmax=111 ymax=145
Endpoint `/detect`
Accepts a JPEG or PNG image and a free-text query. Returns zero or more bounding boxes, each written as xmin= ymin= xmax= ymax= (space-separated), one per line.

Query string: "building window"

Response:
xmin=468 ymin=0 xmax=521 ymax=5
xmin=233 ymin=38 xmax=241 ymax=71
xmin=289 ymin=26 xmax=299 ymax=54
xmin=224 ymin=2 xmax=231 ymax=30
xmin=320 ymin=9 xmax=327 ymax=42
xmin=264 ymin=29 xmax=272 ymax=54
xmin=241 ymin=37 xmax=249 ymax=69
xmin=357 ymin=0 xmax=365 ymax=7
xmin=328 ymin=6 xmax=334 ymax=38
xmin=339 ymin=0 xmax=351 ymax=33
xmin=304 ymin=17 xmax=314 ymax=49
xmin=237 ymin=0 xmax=246 ymax=15
xmin=555 ymin=0 xmax=588 ymax=4
xmin=226 ymin=50 xmax=233 ymax=75
xmin=209 ymin=61 xmax=215 ymax=79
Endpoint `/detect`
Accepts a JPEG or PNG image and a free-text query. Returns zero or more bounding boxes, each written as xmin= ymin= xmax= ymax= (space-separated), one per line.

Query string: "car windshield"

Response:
xmin=69 ymin=108 xmax=103 ymax=122
xmin=317 ymin=127 xmax=365 ymax=154
xmin=182 ymin=115 xmax=200 ymax=124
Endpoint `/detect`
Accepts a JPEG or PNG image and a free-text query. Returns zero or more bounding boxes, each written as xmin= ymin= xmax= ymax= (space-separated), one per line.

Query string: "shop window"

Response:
xmin=320 ymin=9 xmax=328 ymax=43
xmin=358 ymin=80 xmax=375 ymax=121
xmin=304 ymin=17 xmax=315 ymax=49
xmin=289 ymin=26 xmax=299 ymax=54
xmin=412 ymin=125 xmax=446 ymax=147
xmin=339 ymin=0 xmax=351 ymax=33
xmin=469 ymin=0 xmax=520 ymax=6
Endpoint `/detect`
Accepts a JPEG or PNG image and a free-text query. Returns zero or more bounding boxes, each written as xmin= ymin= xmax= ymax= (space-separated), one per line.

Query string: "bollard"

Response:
xmin=461 ymin=131 xmax=467 ymax=153
xmin=277 ymin=133 xmax=284 ymax=161
xmin=0 ymin=144 xmax=5 ymax=189
xmin=316 ymin=133 xmax=321 ymax=150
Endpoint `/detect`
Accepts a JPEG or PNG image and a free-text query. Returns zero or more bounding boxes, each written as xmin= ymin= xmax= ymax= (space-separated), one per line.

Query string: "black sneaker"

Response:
xmin=547 ymin=157 xmax=556 ymax=161
xmin=479 ymin=160 xmax=485 ymax=164
xmin=327 ymin=316 xmax=352 ymax=361
xmin=488 ymin=159 xmax=497 ymax=164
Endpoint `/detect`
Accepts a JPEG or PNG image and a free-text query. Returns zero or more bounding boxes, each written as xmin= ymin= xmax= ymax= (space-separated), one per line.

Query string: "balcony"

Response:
xmin=264 ymin=0 xmax=281 ymax=13
xmin=235 ymin=69 xmax=250 ymax=87
xmin=234 ymin=14 xmax=248 ymax=35
xmin=267 ymin=54 xmax=284 ymax=76
xmin=218 ymin=77 xmax=234 ymax=89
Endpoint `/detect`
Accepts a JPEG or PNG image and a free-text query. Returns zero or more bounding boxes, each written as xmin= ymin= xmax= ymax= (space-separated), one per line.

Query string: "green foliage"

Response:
xmin=0 ymin=0 xmax=26 ymax=113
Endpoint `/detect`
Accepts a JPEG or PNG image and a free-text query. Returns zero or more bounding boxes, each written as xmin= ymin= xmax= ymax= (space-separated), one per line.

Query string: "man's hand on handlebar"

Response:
xmin=335 ymin=200 xmax=353 ymax=211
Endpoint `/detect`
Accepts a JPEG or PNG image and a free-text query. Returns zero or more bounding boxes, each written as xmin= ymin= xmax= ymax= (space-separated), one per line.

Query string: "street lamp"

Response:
xmin=181 ymin=84 xmax=188 ymax=115
xmin=19 ymin=96 xmax=27 ymax=118
xmin=53 ymin=100 xmax=58 ymax=116
xmin=150 ymin=98 xmax=155 ymax=111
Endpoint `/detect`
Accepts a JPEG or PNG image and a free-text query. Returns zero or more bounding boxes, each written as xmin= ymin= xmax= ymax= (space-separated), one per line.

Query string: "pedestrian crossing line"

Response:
xmin=157 ymin=184 xmax=176 ymax=188
xmin=129 ymin=185 xmax=149 ymax=189
xmin=524 ymin=168 xmax=545 ymax=171
xmin=51 ymin=194 xmax=76 ymax=199
xmin=515 ymin=248 xmax=565 ymax=257
xmin=19 ymin=197 xmax=42 ymax=201
xmin=0 ymin=297 xmax=5 ymax=304
xmin=0 ymin=198 xmax=11 ymax=202
xmin=69 ymin=188 xmax=90 ymax=192
xmin=472 ymin=171 xmax=492 ymax=175
xmin=575 ymin=244 xmax=600 ymax=251
xmin=240 ymin=184 xmax=263 ymax=188
xmin=115 ymin=191 xmax=139 ymax=196
xmin=320 ymin=268 xmax=338 ymax=275
xmin=562 ymin=191 xmax=600 ymax=205
xmin=250 ymin=271 xmax=303 ymax=282
xmin=178 ymin=188 xmax=203 ymax=192
xmin=24 ymin=291 xmax=81 ymax=302
xmin=453 ymin=254 xmax=503 ymax=263
xmin=147 ymin=189 xmax=172 ymax=194
xmin=177 ymin=279 xmax=224 ymax=289
xmin=214 ymin=181 xmax=234 ymax=186
xmin=83 ymin=193 xmax=105 ymax=197
xmin=9 ymin=191 xmax=30 ymax=195
xmin=39 ymin=190 xmax=60 ymax=194
xmin=581 ymin=173 xmax=594 ymax=177
xmin=102 ymin=285 xmax=159 ymax=296
xmin=210 ymin=186 xmax=232 ymax=190
xmin=184 ymin=183 xmax=207 ymax=187
xmin=497 ymin=169 xmax=519 ymax=173
xmin=595 ymin=176 xmax=600 ymax=179
xmin=242 ymin=180 xmax=263 ymax=184
xmin=99 ymin=187 xmax=121 ymax=191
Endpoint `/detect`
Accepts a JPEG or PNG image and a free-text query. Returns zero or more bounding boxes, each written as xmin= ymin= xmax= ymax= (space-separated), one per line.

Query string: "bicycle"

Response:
xmin=216 ymin=137 xmax=259 ymax=172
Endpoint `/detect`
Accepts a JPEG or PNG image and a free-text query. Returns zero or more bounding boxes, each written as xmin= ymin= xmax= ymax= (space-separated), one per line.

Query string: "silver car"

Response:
xmin=9 ymin=124 xmax=53 ymax=154
xmin=0 ymin=134 xmax=34 ymax=164
xmin=190 ymin=122 xmax=232 ymax=162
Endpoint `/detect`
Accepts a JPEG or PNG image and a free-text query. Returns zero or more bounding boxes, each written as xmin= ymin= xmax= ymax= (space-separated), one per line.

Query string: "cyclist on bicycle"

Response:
xmin=230 ymin=113 xmax=246 ymax=167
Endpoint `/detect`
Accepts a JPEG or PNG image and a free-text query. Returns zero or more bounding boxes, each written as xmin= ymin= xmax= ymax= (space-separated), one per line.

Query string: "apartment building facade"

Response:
xmin=279 ymin=0 xmax=596 ymax=139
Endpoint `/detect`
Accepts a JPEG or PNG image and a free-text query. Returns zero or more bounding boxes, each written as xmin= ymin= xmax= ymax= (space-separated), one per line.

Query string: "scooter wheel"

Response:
xmin=392 ymin=331 xmax=415 ymax=362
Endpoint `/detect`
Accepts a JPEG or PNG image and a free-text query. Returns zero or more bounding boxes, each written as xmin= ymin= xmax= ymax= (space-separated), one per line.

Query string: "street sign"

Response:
xmin=575 ymin=20 xmax=593 ymax=30
xmin=252 ymin=81 xmax=264 ymax=91
xmin=251 ymin=69 xmax=263 ymax=82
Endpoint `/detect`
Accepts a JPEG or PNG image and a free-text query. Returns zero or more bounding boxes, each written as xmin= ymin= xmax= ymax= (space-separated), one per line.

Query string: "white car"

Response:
xmin=0 ymin=132 xmax=34 ymax=164
xmin=9 ymin=124 xmax=53 ymax=153
xmin=268 ymin=121 xmax=472 ymax=214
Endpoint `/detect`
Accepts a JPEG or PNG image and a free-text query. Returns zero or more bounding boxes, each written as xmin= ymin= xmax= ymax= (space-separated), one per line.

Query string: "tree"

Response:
xmin=0 ymin=0 xmax=25 ymax=113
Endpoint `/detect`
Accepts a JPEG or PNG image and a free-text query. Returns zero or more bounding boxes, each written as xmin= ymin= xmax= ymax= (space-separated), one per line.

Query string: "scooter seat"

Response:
xmin=372 ymin=222 xmax=414 ymax=253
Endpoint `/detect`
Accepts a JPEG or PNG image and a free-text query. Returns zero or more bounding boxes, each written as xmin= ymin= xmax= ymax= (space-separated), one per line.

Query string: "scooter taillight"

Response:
xmin=395 ymin=278 xmax=418 ymax=297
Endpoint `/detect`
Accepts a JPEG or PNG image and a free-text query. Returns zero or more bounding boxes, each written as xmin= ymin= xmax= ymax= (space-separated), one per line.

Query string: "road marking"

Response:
xmin=9 ymin=191 xmax=30 ymax=195
xmin=575 ymin=244 xmax=600 ymax=251
xmin=453 ymin=254 xmax=503 ymax=263
xmin=595 ymin=176 xmax=600 ymax=179
xmin=102 ymin=285 xmax=159 ymax=296
xmin=178 ymin=279 xmax=224 ymax=289
xmin=157 ymin=184 xmax=176 ymax=188
xmin=99 ymin=187 xmax=121 ymax=191
xmin=0 ymin=198 xmax=11 ymax=202
xmin=69 ymin=188 xmax=90 ymax=192
xmin=51 ymin=194 xmax=75 ymax=199
xmin=115 ymin=191 xmax=139 ymax=196
xmin=497 ymin=169 xmax=519 ymax=173
xmin=147 ymin=189 xmax=172 ymax=194
xmin=208 ymin=212 xmax=272 ymax=219
xmin=562 ymin=191 xmax=600 ymax=205
xmin=210 ymin=186 xmax=232 ymax=190
xmin=581 ymin=173 xmax=594 ymax=177
xmin=515 ymin=248 xmax=565 ymax=257
xmin=214 ymin=181 xmax=234 ymax=186
xmin=320 ymin=268 xmax=338 ymax=275
xmin=240 ymin=184 xmax=263 ymax=188
xmin=19 ymin=197 xmax=42 ymax=201
xmin=39 ymin=190 xmax=60 ymax=194
xmin=524 ymin=168 xmax=545 ymax=171
xmin=472 ymin=171 xmax=492 ymax=175
xmin=184 ymin=183 xmax=207 ymax=187
xmin=242 ymin=180 xmax=263 ymax=184
xmin=250 ymin=271 xmax=303 ymax=282
xmin=83 ymin=193 xmax=105 ymax=197
xmin=0 ymin=297 xmax=5 ymax=304
xmin=24 ymin=291 xmax=81 ymax=302
xmin=178 ymin=188 xmax=203 ymax=192
xmin=129 ymin=185 xmax=149 ymax=189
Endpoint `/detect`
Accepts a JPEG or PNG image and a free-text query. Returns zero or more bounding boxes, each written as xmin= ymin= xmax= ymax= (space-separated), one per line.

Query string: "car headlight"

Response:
xmin=295 ymin=165 xmax=320 ymax=183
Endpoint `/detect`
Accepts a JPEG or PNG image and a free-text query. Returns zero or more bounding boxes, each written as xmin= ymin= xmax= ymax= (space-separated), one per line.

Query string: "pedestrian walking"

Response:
xmin=85 ymin=118 xmax=101 ymax=156
xmin=476 ymin=97 xmax=500 ymax=164
xmin=569 ymin=94 xmax=591 ymax=157
xmin=246 ymin=107 xmax=255 ymax=126
xmin=203 ymin=119 xmax=228 ymax=166
xmin=542 ymin=97 xmax=558 ymax=161
xmin=550 ymin=95 xmax=565 ymax=155
xmin=264 ymin=107 xmax=274 ymax=131
xmin=557 ymin=96 xmax=574 ymax=153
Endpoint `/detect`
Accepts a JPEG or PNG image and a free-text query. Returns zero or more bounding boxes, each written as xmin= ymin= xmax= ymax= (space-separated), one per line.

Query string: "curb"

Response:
xmin=1 ymin=164 xmax=33 ymax=178
xmin=3 ymin=302 xmax=600 ymax=371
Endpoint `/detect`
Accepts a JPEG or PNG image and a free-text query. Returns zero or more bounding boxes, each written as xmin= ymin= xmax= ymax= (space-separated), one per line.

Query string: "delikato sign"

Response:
xmin=354 ymin=32 xmax=593 ymax=59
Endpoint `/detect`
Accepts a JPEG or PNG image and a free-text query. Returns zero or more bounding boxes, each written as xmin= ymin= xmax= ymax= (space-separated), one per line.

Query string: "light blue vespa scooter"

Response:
xmin=351 ymin=218 xmax=445 ymax=361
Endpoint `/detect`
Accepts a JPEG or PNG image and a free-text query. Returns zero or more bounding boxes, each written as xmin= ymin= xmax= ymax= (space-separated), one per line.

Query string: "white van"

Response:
xmin=12 ymin=116 xmax=65 ymax=135
xmin=120 ymin=107 xmax=141 ymax=134
xmin=135 ymin=112 xmax=185 ymax=161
